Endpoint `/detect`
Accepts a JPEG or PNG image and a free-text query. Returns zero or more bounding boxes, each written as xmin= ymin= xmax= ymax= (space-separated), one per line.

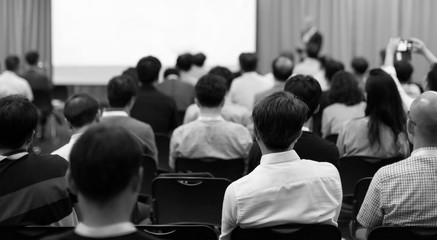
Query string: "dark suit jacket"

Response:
xmin=247 ymin=131 xmax=340 ymax=173
xmin=156 ymin=80 xmax=195 ymax=111
xmin=131 ymin=84 xmax=179 ymax=135
xmin=21 ymin=68 xmax=52 ymax=112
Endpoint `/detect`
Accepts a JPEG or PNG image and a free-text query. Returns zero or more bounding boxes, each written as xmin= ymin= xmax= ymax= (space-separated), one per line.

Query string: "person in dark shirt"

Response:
xmin=43 ymin=125 xmax=161 ymax=240
xmin=130 ymin=56 xmax=178 ymax=135
xmin=247 ymin=75 xmax=340 ymax=172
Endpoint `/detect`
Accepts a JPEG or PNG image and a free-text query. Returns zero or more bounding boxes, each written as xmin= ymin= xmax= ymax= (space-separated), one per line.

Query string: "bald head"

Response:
xmin=409 ymin=91 xmax=437 ymax=146
xmin=272 ymin=56 xmax=294 ymax=82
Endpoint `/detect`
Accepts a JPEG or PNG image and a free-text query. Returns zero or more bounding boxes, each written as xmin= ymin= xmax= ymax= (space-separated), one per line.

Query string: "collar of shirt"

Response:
xmin=70 ymin=132 xmax=84 ymax=145
xmin=0 ymin=150 xmax=28 ymax=162
xmin=411 ymin=147 xmax=437 ymax=158
xmin=302 ymin=126 xmax=310 ymax=132
xmin=198 ymin=115 xmax=225 ymax=122
xmin=101 ymin=110 xmax=129 ymax=118
xmin=260 ymin=149 xmax=300 ymax=165
xmin=75 ymin=222 xmax=136 ymax=238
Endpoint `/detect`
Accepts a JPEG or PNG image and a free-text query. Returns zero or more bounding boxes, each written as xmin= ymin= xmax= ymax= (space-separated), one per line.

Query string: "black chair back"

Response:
xmin=152 ymin=176 xmax=230 ymax=226
xmin=0 ymin=226 xmax=73 ymax=240
xmin=137 ymin=224 xmax=217 ymax=240
xmin=368 ymin=226 xmax=437 ymax=240
xmin=141 ymin=155 xmax=158 ymax=196
xmin=175 ymin=157 xmax=244 ymax=182
xmin=231 ymin=224 xmax=341 ymax=240
xmin=350 ymin=177 xmax=372 ymax=238
xmin=155 ymin=133 xmax=172 ymax=172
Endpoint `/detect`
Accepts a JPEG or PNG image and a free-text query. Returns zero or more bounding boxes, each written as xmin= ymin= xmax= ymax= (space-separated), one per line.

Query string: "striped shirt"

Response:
xmin=358 ymin=148 xmax=437 ymax=229
xmin=0 ymin=153 xmax=75 ymax=226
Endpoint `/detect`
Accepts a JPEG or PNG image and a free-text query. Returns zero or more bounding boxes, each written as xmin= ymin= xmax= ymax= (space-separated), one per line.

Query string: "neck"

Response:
xmin=106 ymin=107 xmax=130 ymax=115
xmin=198 ymin=106 xmax=222 ymax=117
xmin=257 ymin=140 xmax=295 ymax=155
xmin=72 ymin=125 xmax=91 ymax=135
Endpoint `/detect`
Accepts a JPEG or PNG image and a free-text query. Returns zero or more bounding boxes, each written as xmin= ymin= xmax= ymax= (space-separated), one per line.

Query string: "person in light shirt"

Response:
xmin=0 ymin=55 xmax=33 ymax=101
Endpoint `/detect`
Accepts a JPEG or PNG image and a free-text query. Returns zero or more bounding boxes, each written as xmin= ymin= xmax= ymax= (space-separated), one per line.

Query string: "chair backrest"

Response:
xmin=0 ymin=226 xmax=73 ymax=240
xmin=155 ymin=133 xmax=171 ymax=172
xmin=231 ymin=224 xmax=341 ymax=240
xmin=368 ymin=226 xmax=437 ymax=240
xmin=175 ymin=157 xmax=245 ymax=182
xmin=353 ymin=177 xmax=372 ymax=219
xmin=137 ymin=224 xmax=217 ymax=240
xmin=152 ymin=176 xmax=230 ymax=225
xmin=141 ymin=155 xmax=158 ymax=196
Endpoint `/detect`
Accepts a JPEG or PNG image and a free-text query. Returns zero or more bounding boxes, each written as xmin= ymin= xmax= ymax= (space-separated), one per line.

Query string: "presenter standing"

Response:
xmin=297 ymin=16 xmax=323 ymax=62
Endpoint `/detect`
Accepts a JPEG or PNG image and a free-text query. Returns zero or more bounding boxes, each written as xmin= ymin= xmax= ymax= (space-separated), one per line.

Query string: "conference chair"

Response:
xmin=230 ymin=224 xmax=342 ymax=240
xmin=137 ymin=224 xmax=217 ymax=240
xmin=175 ymin=157 xmax=245 ymax=182
xmin=368 ymin=226 xmax=437 ymax=240
xmin=140 ymin=155 xmax=158 ymax=196
xmin=155 ymin=133 xmax=172 ymax=172
xmin=0 ymin=226 xmax=73 ymax=240
xmin=350 ymin=177 xmax=372 ymax=240
xmin=152 ymin=176 xmax=231 ymax=226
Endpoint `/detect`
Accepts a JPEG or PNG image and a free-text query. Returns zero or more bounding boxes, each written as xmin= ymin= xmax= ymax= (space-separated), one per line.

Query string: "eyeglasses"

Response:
xmin=408 ymin=111 xmax=417 ymax=126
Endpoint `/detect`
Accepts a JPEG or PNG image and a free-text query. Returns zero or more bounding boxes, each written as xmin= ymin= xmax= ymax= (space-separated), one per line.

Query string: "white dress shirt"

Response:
xmin=229 ymin=72 xmax=272 ymax=110
xmin=0 ymin=70 xmax=33 ymax=100
xmin=51 ymin=132 xmax=83 ymax=161
xmin=220 ymin=150 xmax=342 ymax=240
xmin=75 ymin=222 xmax=136 ymax=238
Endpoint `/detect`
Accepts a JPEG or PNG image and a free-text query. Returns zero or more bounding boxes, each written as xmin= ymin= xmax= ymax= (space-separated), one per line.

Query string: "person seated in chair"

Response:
xmin=169 ymin=74 xmax=252 ymax=170
xmin=220 ymin=91 xmax=342 ymax=240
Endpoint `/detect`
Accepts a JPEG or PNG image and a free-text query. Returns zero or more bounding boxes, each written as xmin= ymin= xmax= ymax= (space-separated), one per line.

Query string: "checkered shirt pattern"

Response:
xmin=357 ymin=148 xmax=437 ymax=229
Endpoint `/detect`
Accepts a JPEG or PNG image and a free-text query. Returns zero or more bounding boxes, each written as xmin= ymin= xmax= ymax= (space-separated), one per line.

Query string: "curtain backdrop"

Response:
xmin=0 ymin=0 xmax=51 ymax=75
xmin=257 ymin=0 xmax=437 ymax=83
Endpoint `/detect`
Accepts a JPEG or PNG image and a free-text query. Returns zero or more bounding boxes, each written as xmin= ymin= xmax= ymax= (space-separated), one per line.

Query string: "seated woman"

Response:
xmin=322 ymin=71 xmax=366 ymax=139
xmin=337 ymin=69 xmax=410 ymax=158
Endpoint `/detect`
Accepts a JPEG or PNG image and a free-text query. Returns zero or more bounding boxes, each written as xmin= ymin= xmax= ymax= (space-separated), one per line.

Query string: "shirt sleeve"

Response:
xmin=381 ymin=65 xmax=414 ymax=111
xmin=321 ymin=108 xmax=330 ymax=138
xmin=169 ymin=131 xmax=179 ymax=170
xmin=219 ymin=183 xmax=238 ymax=240
xmin=336 ymin=123 xmax=347 ymax=157
xmin=357 ymin=171 xmax=384 ymax=228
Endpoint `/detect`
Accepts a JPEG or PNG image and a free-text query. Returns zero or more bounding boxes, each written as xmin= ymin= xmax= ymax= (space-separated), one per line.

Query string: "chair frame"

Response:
xmin=175 ymin=157 xmax=245 ymax=182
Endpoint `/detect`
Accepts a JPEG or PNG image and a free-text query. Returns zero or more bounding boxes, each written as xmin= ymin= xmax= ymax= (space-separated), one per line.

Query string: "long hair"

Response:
xmin=365 ymin=69 xmax=406 ymax=148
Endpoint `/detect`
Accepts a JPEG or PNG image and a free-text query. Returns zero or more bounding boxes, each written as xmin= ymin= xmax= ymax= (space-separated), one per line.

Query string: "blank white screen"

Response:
xmin=52 ymin=0 xmax=256 ymax=85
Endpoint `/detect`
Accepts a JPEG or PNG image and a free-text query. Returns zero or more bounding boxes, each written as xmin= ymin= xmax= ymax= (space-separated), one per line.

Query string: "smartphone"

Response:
xmin=397 ymin=39 xmax=413 ymax=52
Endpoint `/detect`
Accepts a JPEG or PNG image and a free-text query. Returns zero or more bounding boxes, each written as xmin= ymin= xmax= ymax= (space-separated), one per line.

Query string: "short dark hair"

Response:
xmin=195 ymin=74 xmax=227 ymax=107
xmin=329 ymin=71 xmax=364 ymax=106
xmin=5 ymin=55 xmax=20 ymax=71
xmin=272 ymin=56 xmax=294 ymax=81
xmin=107 ymin=76 xmax=137 ymax=108
xmin=136 ymin=56 xmax=162 ymax=84
xmin=253 ymin=91 xmax=308 ymax=151
xmin=193 ymin=53 xmax=206 ymax=67
xmin=0 ymin=95 xmax=37 ymax=149
xmin=163 ymin=68 xmax=180 ymax=79
xmin=208 ymin=66 xmax=234 ymax=90
xmin=394 ymin=61 xmax=414 ymax=83
xmin=121 ymin=67 xmax=139 ymax=83
xmin=64 ymin=94 xmax=99 ymax=128
xmin=25 ymin=51 xmax=39 ymax=65
xmin=351 ymin=57 xmax=369 ymax=75
xmin=69 ymin=125 xmax=143 ymax=203
xmin=324 ymin=59 xmax=345 ymax=82
xmin=284 ymin=74 xmax=322 ymax=120
xmin=427 ymin=64 xmax=437 ymax=91
xmin=176 ymin=53 xmax=193 ymax=71
xmin=306 ymin=42 xmax=320 ymax=58
xmin=239 ymin=53 xmax=258 ymax=72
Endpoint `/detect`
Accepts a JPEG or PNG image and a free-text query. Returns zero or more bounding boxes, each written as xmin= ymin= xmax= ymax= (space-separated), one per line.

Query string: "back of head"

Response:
xmin=351 ymin=57 xmax=369 ymax=75
xmin=239 ymin=52 xmax=258 ymax=72
xmin=163 ymin=68 xmax=180 ymax=80
xmin=209 ymin=66 xmax=234 ymax=91
xmin=69 ymin=125 xmax=143 ymax=203
xmin=394 ymin=61 xmax=414 ymax=84
xmin=272 ymin=56 xmax=294 ymax=82
xmin=64 ymin=94 xmax=99 ymax=129
xmin=5 ymin=55 xmax=20 ymax=71
xmin=176 ymin=53 xmax=194 ymax=72
xmin=409 ymin=91 xmax=437 ymax=144
xmin=0 ymin=95 xmax=37 ymax=149
xmin=306 ymin=42 xmax=320 ymax=59
xmin=107 ymin=76 xmax=137 ymax=108
xmin=427 ymin=64 xmax=437 ymax=91
xmin=324 ymin=59 xmax=345 ymax=82
xmin=122 ymin=67 xmax=139 ymax=83
xmin=284 ymin=74 xmax=322 ymax=120
xmin=25 ymin=51 xmax=39 ymax=66
xmin=253 ymin=91 xmax=308 ymax=151
xmin=136 ymin=56 xmax=161 ymax=84
xmin=365 ymin=68 xmax=406 ymax=146
xmin=329 ymin=71 xmax=364 ymax=106
xmin=195 ymin=74 xmax=227 ymax=108
xmin=193 ymin=53 xmax=206 ymax=67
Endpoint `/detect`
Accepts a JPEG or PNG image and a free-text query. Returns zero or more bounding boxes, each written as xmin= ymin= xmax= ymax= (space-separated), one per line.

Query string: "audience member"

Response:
xmin=191 ymin=52 xmax=208 ymax=79
xmin=357 ymin=91 xmax=437 ymax=236
xmin=409 ymin=38 xmax=437 ymax=91
xmin=52 ymin=94 xmax=100 ymax=161
xmin=229 ymin=52 xmax=272 ymax=110
xmin=322 ymin=71 xmax=366 ymax=139
xmin=183 ymin=66 xmax=252 ymax=128
xmin=169 ymin=74 xmax=252 ymax=170
xmin=263 ymin=52 xmax=294 ymax=85
xmin=248 ymin=75 xmax=340 ymax=172
xmin=220 ymin=91 xmax=342 ymax=240
xmin=394 ymin=61 xmax=422 ymax=98
xmin=100 ymin=75 xmax=158 ymax=162
xmin=44 ymin=125 xmax=161 ymax=240
xmin=21 ymin=51 xmax=53 ymax=139
xmin=293 ymin=42 xmax=323 ymax=77
xmin=176 ymin=53 xmax=197 ymax=86
xmin=337 ymin=69 xmax=410 ymax=159
xmin=254 ymin=55 xmax=294 ymax=103
xmin=130 ymin=56 xmax=178 ymax=135
xmin=427 ymin=65 xmax=437 ymax=92
xmin=351 ymin=56 xmax=369 ymax=90
xmin=156 ymin=68 xmax=195 ymax=114
xmin=0 ymin=55 xmax=33 ymax=100
xmin=0 ymin=95 xmax=76 ymax=226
